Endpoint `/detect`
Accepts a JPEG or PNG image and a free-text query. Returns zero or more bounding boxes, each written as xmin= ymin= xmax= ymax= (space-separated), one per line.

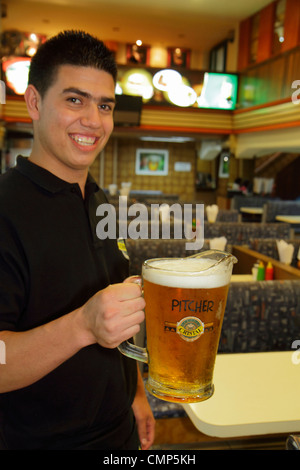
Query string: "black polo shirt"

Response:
xmin=0 ymin=156 xmax=137 ymax=449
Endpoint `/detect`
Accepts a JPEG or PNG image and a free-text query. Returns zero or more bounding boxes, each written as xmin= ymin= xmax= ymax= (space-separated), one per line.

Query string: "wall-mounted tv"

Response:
xmin=196 ymin=72 xmax=238 ymax=110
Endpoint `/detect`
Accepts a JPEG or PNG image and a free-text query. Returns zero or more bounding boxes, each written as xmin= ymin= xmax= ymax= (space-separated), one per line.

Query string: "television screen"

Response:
xmin=197 ymin=73 xmax=238 ymax=110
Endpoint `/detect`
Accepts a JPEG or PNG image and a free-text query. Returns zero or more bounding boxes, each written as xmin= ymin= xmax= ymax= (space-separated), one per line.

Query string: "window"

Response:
xmin=209 ymin=41 xmax=227 ymax=72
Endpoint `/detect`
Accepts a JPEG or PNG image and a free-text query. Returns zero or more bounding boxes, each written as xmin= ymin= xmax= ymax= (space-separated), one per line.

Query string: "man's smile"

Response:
xmin=69 ymin=134 xmax=99 ymax=147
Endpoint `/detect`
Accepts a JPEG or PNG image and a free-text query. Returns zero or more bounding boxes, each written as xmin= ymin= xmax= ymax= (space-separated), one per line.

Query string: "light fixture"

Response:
xmin=29 ymin=33 xmax=38 ymax=42
xmin=26 ymin=46 xmax=37 ymax=57
xmin=136 ymin=39 xmax=143 ymax=46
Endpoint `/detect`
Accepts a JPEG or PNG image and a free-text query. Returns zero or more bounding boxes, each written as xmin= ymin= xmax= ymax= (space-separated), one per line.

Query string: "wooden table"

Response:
xmin=232 ymin=245 xmax=300 ymax=280
xmin=183 ymin=351 xmax=300 ymax=438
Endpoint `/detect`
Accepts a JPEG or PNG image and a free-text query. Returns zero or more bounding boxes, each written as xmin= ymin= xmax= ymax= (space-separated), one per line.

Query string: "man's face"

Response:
xmin=30 ymin=64 xmax=116 ymax=176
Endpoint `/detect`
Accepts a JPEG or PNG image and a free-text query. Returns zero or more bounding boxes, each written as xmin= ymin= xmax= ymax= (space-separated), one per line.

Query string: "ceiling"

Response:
xmin=2 ymin=0 xmax=276 ymax=146
xmin=3 ymin=0 xmax=271 ymax=51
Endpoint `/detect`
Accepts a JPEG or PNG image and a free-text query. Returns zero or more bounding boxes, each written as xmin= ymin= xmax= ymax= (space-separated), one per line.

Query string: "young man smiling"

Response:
xmin=0 ymin=30 xmax=155 ymax=450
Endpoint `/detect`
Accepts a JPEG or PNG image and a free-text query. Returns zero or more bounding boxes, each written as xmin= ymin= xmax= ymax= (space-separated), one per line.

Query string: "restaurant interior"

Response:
xmin=1 ymin=0 xmax=300 ymax=451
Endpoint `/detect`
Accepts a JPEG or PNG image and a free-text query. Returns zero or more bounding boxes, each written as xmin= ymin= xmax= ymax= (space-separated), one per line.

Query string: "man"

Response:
xmin=0 ymin=30 xmax=155 ymax=450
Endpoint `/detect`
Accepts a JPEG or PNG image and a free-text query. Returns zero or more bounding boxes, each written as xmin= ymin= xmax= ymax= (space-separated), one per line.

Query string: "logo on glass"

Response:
xmin=176 ymin=316 xmax=205 ymax=342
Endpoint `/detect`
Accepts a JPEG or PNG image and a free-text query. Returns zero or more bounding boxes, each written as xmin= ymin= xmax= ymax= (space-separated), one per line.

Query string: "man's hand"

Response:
xmin=132 ymin=367 xmax=156 ymax=450
xmin=81 ymin=282 xmax=145 ymax=348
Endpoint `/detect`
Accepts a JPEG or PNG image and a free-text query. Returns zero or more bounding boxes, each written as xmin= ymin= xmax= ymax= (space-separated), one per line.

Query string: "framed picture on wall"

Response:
xmin=135 ymin=149 xmax=169 ymax=175
xmin=167 ymin=47 xmax=191 ymax=68
xmin=126 ymin=43 xmax=150 ymax=65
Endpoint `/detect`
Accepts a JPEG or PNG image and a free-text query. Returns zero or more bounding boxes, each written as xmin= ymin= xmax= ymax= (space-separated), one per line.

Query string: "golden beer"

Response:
xmin=142 ymin=257 xmax=232 ymax=403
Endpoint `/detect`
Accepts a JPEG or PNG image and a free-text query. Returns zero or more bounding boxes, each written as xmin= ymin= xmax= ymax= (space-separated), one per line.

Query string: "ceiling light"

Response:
xmin=29 ymin=33 xmax=38 ymax=42
xmin=136 ymin=39 xmax=142 ymax=46
xmin=26 ymin=46 xmax=37 ymax=57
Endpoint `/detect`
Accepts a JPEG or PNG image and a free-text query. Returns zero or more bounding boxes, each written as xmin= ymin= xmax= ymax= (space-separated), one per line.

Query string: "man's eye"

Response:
xmin=68 ymin=97 xmax=81 ymax=104
xmin=99 ymin=104 xmax=111 ymax=111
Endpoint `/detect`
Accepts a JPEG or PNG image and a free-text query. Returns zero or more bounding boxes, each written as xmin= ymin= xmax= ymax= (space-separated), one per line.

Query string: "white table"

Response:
xmin=183 ymin=351 xmax=300 ymax=438
xmin=276 ymin=215 xmax=300 ymax=224
xmin=231 ymin=274 xmax=254 ymax=282
xmin=240 ymin=207 xmax=263 ymax=215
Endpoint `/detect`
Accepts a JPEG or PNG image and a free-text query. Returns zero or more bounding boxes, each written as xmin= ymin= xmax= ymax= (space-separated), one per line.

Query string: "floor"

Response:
xmin=151 ymin=417 xmax=290 ymax=450
xmin=152 ymin=434 xmax=288 ymax=450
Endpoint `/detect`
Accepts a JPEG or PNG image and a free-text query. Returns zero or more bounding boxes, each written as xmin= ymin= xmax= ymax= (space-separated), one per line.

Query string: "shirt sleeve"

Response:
xmin=0 ymin=215 xmax=29 ymax=331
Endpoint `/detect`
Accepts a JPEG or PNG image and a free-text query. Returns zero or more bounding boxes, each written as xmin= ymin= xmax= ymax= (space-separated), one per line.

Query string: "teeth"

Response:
xmin=71 ymin=135 xmax=97 ymax=146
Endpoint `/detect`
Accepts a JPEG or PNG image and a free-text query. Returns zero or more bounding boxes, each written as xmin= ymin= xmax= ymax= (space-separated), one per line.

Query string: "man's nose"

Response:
xmin=80 ymin=103 xmax=102 ymax=128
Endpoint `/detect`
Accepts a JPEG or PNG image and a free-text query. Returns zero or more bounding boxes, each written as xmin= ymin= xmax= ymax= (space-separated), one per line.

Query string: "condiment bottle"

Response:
xmin=265 ymin=261 xmax=274 ymax=280
xmin=257 ymin=261 xmax=265 ymax=280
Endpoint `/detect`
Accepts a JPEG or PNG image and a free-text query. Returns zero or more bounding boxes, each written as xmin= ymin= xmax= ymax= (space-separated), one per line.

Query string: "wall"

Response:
xmin=275 ymin=155 xmax=300 ymax=200
xmin=90 ymin=138 xmax=197 ymax=201
xmin=238 ymin=47 xmax=300 ymax=108
xmin=89 ymin=137 xmax=257 ymax=203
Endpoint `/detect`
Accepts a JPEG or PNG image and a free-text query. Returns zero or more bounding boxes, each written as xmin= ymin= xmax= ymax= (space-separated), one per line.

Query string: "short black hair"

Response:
xmin=28 ymin=30 xmax=117 ymax=97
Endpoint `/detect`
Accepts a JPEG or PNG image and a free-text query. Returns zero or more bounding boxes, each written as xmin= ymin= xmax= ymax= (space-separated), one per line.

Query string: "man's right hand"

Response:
xmin=80 ymin=282 xmax=145 ymax=348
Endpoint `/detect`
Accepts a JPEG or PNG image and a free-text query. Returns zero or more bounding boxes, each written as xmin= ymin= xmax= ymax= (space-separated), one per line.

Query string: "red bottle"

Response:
xmin=265 ymin=262 xmax=274 ymax=280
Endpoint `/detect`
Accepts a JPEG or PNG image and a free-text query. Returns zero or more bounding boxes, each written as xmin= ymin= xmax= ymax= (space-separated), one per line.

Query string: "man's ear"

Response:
xmin=24 ymin=84 xmax=41 ymax=121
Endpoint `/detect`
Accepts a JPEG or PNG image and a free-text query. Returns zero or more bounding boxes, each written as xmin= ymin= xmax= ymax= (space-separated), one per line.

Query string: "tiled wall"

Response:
xmin=90 ymin=138 xmax=197 ymax=200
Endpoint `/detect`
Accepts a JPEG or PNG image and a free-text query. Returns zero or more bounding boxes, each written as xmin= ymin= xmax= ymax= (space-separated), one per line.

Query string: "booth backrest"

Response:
xmin=249 ymin=238 xmax=300 ymax=268
xmin=203 ymin=222 xmax=291 ymax=245
xmin=231 ymin=195 xmax=279 ymax=211
xmin=263 ymin=200 xmax=300 ymax=223
xmin=125 ymin=224 xmax=291 ymax=276
xmin=219 ymin=280 xmax=300 ymax=353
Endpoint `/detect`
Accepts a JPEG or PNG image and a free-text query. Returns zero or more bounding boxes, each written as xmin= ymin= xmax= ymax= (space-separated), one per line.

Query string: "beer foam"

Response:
xmin=142 ymin=257 xmax=231 ymax=288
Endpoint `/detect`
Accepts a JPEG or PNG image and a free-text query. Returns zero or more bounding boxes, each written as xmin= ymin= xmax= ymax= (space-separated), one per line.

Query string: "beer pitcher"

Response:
xmin=118 ymin=250 xmax=237 ymax=403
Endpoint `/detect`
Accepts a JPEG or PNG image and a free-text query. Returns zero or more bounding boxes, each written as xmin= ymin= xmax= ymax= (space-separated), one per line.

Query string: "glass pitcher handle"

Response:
xmin=117 ymin=341 xmax=148 ymax=363
xmin=117 ymin=275 xmax=148 ymax=363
